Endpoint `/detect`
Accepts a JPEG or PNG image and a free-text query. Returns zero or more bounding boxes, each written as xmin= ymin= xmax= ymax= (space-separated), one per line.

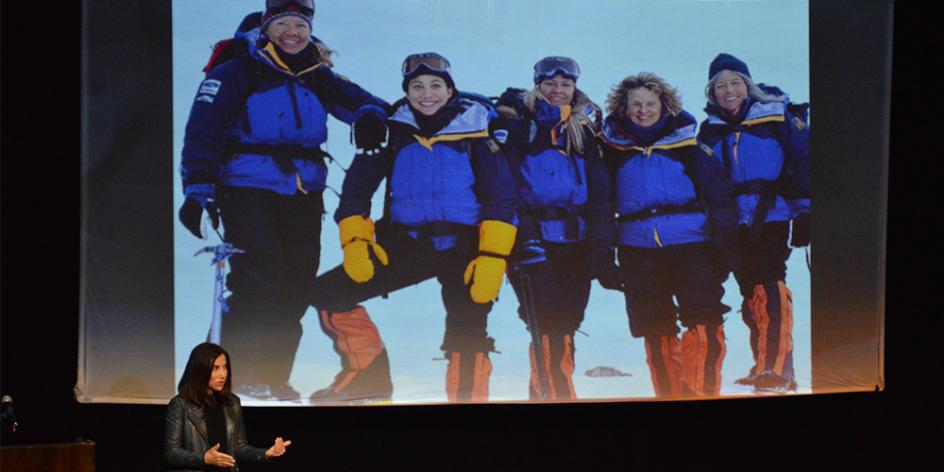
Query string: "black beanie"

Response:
xmin=709 ymin=53 xmax=751 ymax=80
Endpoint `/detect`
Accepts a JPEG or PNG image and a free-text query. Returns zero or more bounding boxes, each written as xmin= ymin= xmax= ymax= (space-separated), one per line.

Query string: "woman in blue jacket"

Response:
xmin=697 ymin=54 xmax=810 ymax=391
xmin=599 ymin=72 xmax=736 ymax=397
xmin=492 ymin=56 xmax=615 ymax=400
xmin=308 ymin=52 xmax=518 ymax=404
xmin=177 ymin=0 xmax=389 ymax=401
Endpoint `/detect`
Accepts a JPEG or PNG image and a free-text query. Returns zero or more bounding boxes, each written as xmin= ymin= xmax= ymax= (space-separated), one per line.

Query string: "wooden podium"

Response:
xmin=0 ymin=442 xmax=95 ymax=472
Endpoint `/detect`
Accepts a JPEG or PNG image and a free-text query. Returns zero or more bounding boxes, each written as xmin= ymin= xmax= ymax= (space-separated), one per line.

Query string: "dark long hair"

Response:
xmin=178 ymin=343 xmax=233 ymax=407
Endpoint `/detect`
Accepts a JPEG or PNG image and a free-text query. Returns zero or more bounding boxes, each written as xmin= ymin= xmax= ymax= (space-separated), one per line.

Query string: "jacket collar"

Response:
xmin=602 ymin=110 xmax=697 ymax=150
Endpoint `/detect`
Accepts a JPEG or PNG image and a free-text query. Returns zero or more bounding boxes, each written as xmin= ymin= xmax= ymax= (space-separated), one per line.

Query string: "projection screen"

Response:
xmin=78 ymin=0 xmax=888 ymax=405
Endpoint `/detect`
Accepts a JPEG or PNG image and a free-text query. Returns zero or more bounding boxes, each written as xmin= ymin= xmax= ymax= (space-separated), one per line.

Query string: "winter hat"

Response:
xmin=401 ymin=52 xmax=455 ymax=92
xmin=708 ymin=53 xmax=750 ymax=80
xmin=261 ymin=0 xmax=315 ymax=31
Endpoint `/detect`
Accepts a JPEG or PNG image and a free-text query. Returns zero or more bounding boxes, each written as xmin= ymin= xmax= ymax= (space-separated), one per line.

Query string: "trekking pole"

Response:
xmin=194 ymin=243 xmax=245 ymax=344
xmin=517 ymin=267 xmax=551 ymax=400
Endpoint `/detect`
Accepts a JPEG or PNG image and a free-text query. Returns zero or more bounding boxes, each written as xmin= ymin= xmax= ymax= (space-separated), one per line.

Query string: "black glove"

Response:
xmin=512 ymin=239 xmax=548 ymax=269
xmin=496 ymin=87 xmax=529 ymax=117
xmin=178 ymin=196 xmax=220 ymax=239
xmin=590 ymin=246 xmax=623 ymax=291
xmin=790 ymin=213 xmax=811 ymax=247
xmin=352 ymin=111 xmax=387 ymax=155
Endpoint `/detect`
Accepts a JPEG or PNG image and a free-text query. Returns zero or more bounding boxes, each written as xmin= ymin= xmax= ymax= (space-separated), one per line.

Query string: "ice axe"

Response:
xmin=194 ymin=243 xmax=245 ymax=344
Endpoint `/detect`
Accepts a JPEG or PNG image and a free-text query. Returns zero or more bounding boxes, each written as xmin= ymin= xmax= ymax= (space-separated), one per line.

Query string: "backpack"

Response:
xmin=202 ymin=12 xmax=263 ymax=75
xmin=758 ymin=83 xmax=810 ymax=131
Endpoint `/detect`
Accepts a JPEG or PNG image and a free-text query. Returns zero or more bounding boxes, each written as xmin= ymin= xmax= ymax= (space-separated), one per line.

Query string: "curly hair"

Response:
xmin=606 ymin=72 xmax=682 ymax=119
xmin=524 ymin=87 xmax=601 ymax=155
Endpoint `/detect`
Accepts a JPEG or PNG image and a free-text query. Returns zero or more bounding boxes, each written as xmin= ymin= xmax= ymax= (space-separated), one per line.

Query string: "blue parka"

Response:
xmin=600 ymin=110 xmax=737 ymax=249
xmin=180 ymin=28 xmax=388 ymax=198
xmin=696 ymin=95 xmax=810 ymax=228
xmin=335 ymin=95 xmax=517 ymax=246
xmin=492 ymin=92 xmax=610 ymax=245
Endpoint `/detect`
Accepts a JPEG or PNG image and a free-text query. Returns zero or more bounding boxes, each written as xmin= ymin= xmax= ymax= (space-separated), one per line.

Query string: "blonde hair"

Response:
xmin=704 ymin=70 xmax=783 ymax=107
xmin=524 ymin=87 xmax=600 ymax=155
xmin=312 ymin=39 xmax=335 ymax=67
xmin=606 ymin=72 xmax=682 ymax=120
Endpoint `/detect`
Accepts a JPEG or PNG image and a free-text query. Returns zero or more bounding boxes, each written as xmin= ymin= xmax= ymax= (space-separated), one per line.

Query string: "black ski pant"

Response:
xmin=217 ymin=186 xmax=323 ymax=387
xmin=618 ymin=242 xmax=729 ymax=338
xmin=733 ymin=221 xmax=795 ymax=380
xmin=509 ymin=242 xmax=591 ymax=337
xmin=311 ymin=225 xmax=493 ymax=354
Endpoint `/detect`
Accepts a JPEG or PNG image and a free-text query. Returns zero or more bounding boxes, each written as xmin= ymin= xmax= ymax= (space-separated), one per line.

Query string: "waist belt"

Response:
xmin=223 ymin=142 xmax=331 ymax=163
xmin=390 ymin=221 xmax=475 ymax=239
xmin=618 ymin=201 xmax=705 ymax=223
xmin=529 ymin=206 xmax=581 ymax=221
xmin=527 ymin=207 xmax=583 ymax=240
xmin=735 ymin=179 xmax=777 ymax=197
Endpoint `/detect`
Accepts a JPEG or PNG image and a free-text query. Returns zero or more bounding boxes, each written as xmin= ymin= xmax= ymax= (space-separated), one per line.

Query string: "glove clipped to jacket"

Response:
xmin=339 ymin=215 xmax=389 ymax=283
xmin=464 ymin=220 xmax=518 ymax=304
xmin=790 ymin=213 xmax=811 ymax=248
xmin=589 ymin=245 xmax=622 ymax=291
xmin=178 ymin=184 xmax=220 ymax=239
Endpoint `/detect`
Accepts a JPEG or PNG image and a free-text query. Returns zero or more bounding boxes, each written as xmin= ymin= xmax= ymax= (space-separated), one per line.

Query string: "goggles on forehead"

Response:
xmin=266 ymin=0 xmax=315 ymax=12
xmin=402 ymin=52 xmax=452 ymax=77
xmin=533 ymin=56 xmax=581 ymax=82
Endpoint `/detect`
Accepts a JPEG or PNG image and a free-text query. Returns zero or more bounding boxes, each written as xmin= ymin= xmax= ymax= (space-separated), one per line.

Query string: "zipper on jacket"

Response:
xmin=286 ymin=81 xmax=303 ymax=129
xmin=653 ymin=225 xmax=663 ymax=248
xmin=732 ymin=131 xmax=741 ymax=166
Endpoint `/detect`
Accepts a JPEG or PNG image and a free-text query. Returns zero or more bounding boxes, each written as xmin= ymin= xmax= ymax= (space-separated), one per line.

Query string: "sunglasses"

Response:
xmin=533 ymin=56 xmax=581 ymax=82
xmin=402 ymin=52 xmax=452 ymax=77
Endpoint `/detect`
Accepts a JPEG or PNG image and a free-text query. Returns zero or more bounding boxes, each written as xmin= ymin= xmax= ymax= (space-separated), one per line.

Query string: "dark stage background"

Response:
xmin=2 ymin=0 xmax=935 ymax=469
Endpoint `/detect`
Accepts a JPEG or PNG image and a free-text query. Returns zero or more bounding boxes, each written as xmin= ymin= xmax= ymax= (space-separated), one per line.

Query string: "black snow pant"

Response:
xmin=618 ymin=241 xmax=730 ymax=396
xmin=618 ymin=242 xmax=728 ymax=337
xmin=509 ymin=242 xmax=591 ymax=400
xmin=733 ymin=221 xmax=795 ymax=382
xmin=217 ymin=186 xmax=323 ymax=387
xmin=311 ymin=224 xmax=493 ymax=356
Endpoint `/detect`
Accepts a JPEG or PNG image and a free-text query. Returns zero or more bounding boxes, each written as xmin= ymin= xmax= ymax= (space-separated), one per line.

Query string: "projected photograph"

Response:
xmin=170 ymin=0 xmax=811 ymax=405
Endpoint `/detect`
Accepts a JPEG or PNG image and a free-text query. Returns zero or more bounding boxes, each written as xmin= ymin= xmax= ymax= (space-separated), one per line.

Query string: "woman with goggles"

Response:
xmin=697 ymin=53 xmax=810 ymax=392
xmin=491 ymin=56 xmax=614 ymax=401
xmin=178 ymin=0 xmax=389 ymax=401
xmin=308 ymin=52 xmax=518 ymax=404
xmin=598 ymin=72 xmax=736 ymax=398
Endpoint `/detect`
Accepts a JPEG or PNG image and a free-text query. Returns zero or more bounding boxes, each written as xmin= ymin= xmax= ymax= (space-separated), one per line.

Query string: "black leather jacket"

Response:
xmin=163 ymin=394 xmax=267 ymax=472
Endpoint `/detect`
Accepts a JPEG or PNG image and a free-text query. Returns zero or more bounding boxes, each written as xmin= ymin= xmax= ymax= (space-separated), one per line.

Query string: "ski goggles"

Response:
xmin=266 ymin=0 xmax=315 ymax=14
xmin=401 ymin=52 xmax=452 ymax=77
xmin=533 ymin=56 xmax=581 ymax=83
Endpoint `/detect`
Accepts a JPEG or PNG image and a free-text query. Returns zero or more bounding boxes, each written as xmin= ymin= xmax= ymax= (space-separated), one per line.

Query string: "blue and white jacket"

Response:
xmin=697 ymin=96 xmax=811 ymax=228
xmin=180 ymin=28 xmax=388 ymax=198
xmin=492 ymin=93 xmax=610 ymax=244
xmin=600 ymin=110 xmax=736 ymax=249
xmin=335 ymin=95 xmax=517 ymax=248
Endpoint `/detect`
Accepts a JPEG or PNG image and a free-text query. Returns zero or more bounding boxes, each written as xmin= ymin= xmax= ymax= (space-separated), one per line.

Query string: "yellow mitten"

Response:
xmin=463 ymin=220 xmax=517 ymax=304
xmin=339 ymin=215 xmax=389 ymax=283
